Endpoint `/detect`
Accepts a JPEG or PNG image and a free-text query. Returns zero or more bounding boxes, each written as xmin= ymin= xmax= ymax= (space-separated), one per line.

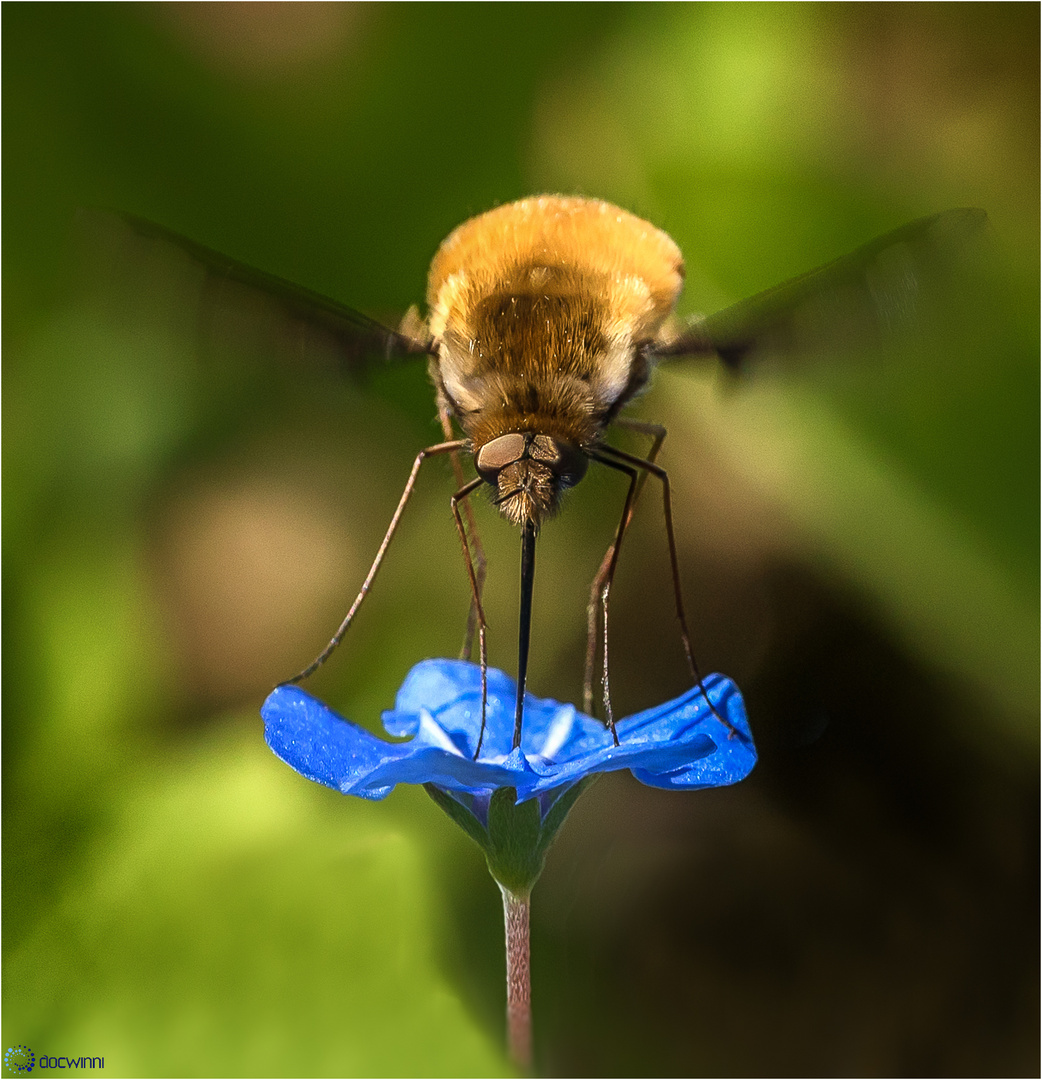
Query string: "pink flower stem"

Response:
xmin=500 ymin=885 xmax=532 ymax=1070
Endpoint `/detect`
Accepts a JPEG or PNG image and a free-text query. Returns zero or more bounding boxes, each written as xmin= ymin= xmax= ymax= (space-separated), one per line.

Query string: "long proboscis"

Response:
xmin=513 ymin=520 xmax=537 ymax=750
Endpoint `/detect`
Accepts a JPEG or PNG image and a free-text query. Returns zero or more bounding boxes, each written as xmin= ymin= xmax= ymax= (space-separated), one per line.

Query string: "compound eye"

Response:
xmin=528 ymin=434 xmax=561 ymax=465
xmin=553 ymin=441 xmax=589 ymax=488
xmin=528 ymin=435 xmax=588 ymax=487
xmin=475 ymin=432 xmax=527 ymax=483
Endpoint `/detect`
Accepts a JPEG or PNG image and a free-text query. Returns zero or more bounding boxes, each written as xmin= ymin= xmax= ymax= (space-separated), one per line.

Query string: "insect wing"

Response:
xmin=90 ymin=211 xmax=433 ymax=380
xmin=657 ymin=208 xmax=989 ymax=372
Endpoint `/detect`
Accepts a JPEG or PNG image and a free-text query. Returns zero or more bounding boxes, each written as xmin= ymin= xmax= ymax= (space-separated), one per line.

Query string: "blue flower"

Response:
xmin=262 ymin=659 xmax=755 ymax=807
xmin=263 ymin=660 xmax=756 ymax=894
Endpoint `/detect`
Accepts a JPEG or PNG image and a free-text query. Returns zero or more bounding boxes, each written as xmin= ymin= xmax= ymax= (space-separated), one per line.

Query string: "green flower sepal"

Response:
xmin=424 ymin=781 xmax=594 ymax=896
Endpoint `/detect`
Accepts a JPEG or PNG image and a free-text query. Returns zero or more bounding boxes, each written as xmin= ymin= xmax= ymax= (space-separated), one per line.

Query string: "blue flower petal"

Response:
xmin=262 ymin=686 xmax=407 ymax=800
xmin=262 ymin=660 xmax=756 ymax=805
xmin=382 ymin=662 xmax=574 ymax=761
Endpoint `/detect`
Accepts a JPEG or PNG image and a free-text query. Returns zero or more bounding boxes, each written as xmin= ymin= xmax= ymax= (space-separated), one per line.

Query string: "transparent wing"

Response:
xmin=87 ymin=211 xmax=433 ymax=379
xmin=655 ymin=208 xmax=989 ymax=371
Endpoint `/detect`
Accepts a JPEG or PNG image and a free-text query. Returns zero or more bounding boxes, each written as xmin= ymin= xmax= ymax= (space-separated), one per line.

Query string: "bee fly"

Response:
xmin=114 ymin=197 xmax=986 ymax=755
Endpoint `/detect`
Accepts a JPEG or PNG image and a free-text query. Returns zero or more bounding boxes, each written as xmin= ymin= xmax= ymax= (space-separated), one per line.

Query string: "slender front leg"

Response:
xmin=584 ymin=419 xmax=668 ymax=715
xmin=595 ymin=442 xmax=735 ymax=735
xmin=585 ymin=449 xmax=640 ymax=745
xmin=282 ymin=440 xmax=468 ymax=685
xmin=450 ymin=477 xmax=491 ymax=758
xmin=440 ymin=405 xmax=487 ymax=660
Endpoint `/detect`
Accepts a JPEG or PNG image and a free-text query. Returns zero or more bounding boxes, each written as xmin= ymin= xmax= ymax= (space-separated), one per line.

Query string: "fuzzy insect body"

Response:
xmin=425 ymin=197 xmax=684 ymax=526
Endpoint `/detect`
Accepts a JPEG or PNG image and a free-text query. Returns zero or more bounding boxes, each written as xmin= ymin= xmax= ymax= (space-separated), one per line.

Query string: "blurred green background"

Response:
xmin=4 ymin=4 xmax=1038 ymax=1076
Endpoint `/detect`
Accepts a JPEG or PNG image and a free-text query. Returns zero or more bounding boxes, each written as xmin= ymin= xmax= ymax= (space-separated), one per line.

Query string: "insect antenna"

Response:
xmin=492 ymin=485 xmax=523 ymax=508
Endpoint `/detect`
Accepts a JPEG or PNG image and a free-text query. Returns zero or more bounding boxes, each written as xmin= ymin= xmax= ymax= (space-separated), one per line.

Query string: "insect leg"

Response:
xmin=595 ymin=443 xmax=735 ymax=735
xmin=450 ymin=476 xmax=491 ymax=758
xmin=440 ymin=405 xmax=487 ymax=660
xmin=585 ymin=450 xmax=641 ymax=745
xmin=583 ymin=420 xmax=667 ymax=715
xmin=282 ymin=439 xmax=469 ymax=685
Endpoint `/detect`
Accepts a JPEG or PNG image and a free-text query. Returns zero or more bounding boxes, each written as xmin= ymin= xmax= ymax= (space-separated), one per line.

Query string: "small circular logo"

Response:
xmin=4 ymin=1047 xmax=34 ymax=1074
